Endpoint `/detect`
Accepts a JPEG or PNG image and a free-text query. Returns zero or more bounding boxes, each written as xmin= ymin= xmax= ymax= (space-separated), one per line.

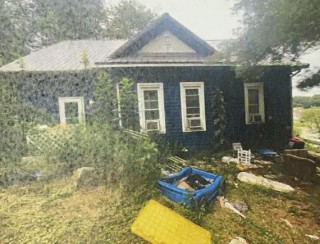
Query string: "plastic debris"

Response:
xmin=131 ymin=199 xmax=211 ymax=244
xmin=254 ymin=160 xmax=273 ymax=165
xmin=280 ymin=218 xmax=293 ymax=228
xmin=237 ymin=172 xmax=295 ymax=192
xmin=177 ymin=181 xmax=194 ymax=191
xmin=256 ymin=148 xmax=277 ymax=157
xmin=264 ymin=174 xmax=278 ymax=180
xmin=305 ymin=234 xmax=319 ymax=240
xmin=233 ymin=201 xmax=249 ymax=213
xmin=229 ymin=237 xmax=248 ymax=244
xmin=222 ymin=156 xmax=238 ymax=164
xmin=218 ymin=197 xmax=246 ymax=218
xmin=237 ymin=149 xmax=251 ymax=165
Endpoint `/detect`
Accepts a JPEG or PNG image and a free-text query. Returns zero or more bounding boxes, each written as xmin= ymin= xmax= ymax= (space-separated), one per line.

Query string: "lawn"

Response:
xmin=1 ymin=155 xmax=320 ymax=243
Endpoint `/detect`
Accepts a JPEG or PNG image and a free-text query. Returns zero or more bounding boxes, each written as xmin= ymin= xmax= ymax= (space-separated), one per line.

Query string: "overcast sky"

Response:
xmin=110 ymin=0 xmax=320 ymax=96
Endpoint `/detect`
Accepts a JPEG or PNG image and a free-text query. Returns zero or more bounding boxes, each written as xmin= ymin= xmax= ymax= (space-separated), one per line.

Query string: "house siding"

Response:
xmin=1 ymin=66 xmax=293 ymax=151
xmin=113 ymin=66 xmax=293 ymax=151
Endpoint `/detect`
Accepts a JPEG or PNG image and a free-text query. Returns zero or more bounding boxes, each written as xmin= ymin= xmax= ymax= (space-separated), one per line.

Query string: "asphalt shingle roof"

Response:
xmin=0 ymin=40 xmax=126 ymax=72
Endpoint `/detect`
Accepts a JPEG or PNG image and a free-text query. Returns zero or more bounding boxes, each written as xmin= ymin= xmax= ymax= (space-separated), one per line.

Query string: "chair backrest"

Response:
xmin=237 ymin=149 xmax=251 ymax=165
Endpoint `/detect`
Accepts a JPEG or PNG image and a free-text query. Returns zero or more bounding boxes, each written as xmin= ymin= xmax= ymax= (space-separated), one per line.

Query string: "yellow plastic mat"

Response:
xmin=131 ymin=199 xmax=211 ymax=244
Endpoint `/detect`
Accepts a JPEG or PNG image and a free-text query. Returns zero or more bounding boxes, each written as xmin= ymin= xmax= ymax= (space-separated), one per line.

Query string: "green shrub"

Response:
xmin=46 ymin=122 xmax=162 ymax=195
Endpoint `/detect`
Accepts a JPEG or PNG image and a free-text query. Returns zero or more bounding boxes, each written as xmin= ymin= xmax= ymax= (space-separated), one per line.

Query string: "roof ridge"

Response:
xmin=109 ymin=13 xmax=215 ymax=59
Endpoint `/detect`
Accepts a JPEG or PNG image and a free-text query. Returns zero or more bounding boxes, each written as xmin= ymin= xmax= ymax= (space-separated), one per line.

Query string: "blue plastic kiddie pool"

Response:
xmin=158 ymin=166 xmax=223 ymax=206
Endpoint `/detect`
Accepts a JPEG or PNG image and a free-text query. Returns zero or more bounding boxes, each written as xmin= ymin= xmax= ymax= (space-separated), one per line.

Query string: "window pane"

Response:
xmin=145 ymin=101 xmax=159 ymax=109
xmin=144 ymin=90 xmax=158 ymax=101
xmin=188 ymin=119 xmax=201 ymax=127
xmin=185 ymin=88 xmax=200 ymax=120
xmin=248 ymin=89 xmax=259 ymax=105
xmin=65 ymin=102 xmax=79 ymax=124
xmin=186 ymin=89 xmax=199 ymax=96
xmin=249 ymin=104 xmax=259 ymax=114
xmin=186 ymin=108 xmax=200 ymax=117
xmin=146 ymin=121 xmax=159 ymax=130
xmin=145 ymin=110 xmax=159 ymax=120
xmin=186 ymin=97 xmax=199 ymax=108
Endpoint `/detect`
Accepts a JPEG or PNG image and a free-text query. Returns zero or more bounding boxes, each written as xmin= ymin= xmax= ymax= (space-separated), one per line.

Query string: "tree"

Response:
xmin=106 ymin=0 xmax=156 ymax=39
xmin=231 ymin=0 xmax=320 ymax=88
xmin=0 ymin=0 xmax=30 ymax=66
xmin=29 ymin=0 xmax=107 ymax=48
xmin=0 ymin=0 xmax=155 ymax=65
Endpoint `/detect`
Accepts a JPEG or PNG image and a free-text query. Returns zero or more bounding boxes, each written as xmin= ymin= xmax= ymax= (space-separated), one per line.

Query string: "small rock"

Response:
xmin=230 ymin=237 xmax=248 ymax=244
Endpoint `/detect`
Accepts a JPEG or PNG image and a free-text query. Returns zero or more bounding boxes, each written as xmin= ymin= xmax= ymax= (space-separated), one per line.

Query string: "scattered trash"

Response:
xmin=254 ymin=160 xmax=273 ymax=165
xmin=177 ymin=181 xmax=194 ymax=191
xmin=237 ymin=172 xmax=295 ymax=192
xmin=158 ymin=167 xmax=223 ymax=206
xmin=237 ymin=149 xmax=251 ymax=165
xmin=131 ymin=199 xmax=211 ymax=244
xmin=289 ymin=137 xmax=305 ymax=149
xmin=229 ymin=237 xmax=248 ymax=244
xmin=280 ymin=218 xmax=293 ymax=228
xmin=33 ymin=171 xmax=41 ymax=180
xmin=234 ymin=183 xmax=239 ymax=188
xmin=218 ymin=197 xmax=246 ymax=218
xmin=184 ymin=174 xmax=211 ymax=190
xmin=236 ymin=163 xmax=261 ymax=171
xmin=263 ymin=174 xmax=278 ymax=180
xmin=221 ymin=156 xmax=239 ymax=164
xmin=233 ymin=201 xmax=249 ymax=213
xmin=232 ymin=142 xmax=243 ymax=151
xmin=256 ymin=148 xmax=278 ymax=157
xmin=305 ymin=234 xmax=319 ymax=240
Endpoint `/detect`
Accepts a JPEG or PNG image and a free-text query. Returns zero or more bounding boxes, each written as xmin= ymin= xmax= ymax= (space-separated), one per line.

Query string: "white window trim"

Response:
xmin=244 ymin=82 xmax=265 ymax=124
xmin=58 ymin=97 xmax=85 ymax=124
xmin=180 ymin=82 xmax=206 ymax=132
xmin=137 ymin=83 xmax=166 ymax=133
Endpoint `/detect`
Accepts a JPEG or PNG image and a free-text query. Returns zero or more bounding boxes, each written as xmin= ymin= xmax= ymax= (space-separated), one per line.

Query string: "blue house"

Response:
xmin=0 ymin=13 xmax=304 ymax=150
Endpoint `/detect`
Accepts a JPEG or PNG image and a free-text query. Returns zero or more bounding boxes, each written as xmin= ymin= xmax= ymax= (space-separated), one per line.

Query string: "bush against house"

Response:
xmin=0 ymin=77 xmax=53 ymax=165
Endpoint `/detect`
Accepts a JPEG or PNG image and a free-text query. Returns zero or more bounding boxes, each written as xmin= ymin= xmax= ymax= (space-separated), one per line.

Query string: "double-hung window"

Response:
xmin=244 ymin=82 xmax=265 ymax=124
xmin=137 ymin=83 xmax=166 ymax=133
xmin=58 ymin=97 xmax=85 ymax=124
xmin=180 ymin=82 xmax=206 ymax=132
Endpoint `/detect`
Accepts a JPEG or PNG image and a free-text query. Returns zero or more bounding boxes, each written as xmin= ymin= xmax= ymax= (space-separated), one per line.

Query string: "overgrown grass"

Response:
xmin=305 ymin=143 xmax=320 ymax=153
xmin=1 ymin=150 xmax=320 ymax=243
xmin=293 ymin=120 xmax=303 ymax=137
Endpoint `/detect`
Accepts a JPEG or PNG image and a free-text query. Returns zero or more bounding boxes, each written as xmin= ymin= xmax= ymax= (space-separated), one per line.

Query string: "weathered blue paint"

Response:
xmin=2 ymin=65 xmax=293 ymax=151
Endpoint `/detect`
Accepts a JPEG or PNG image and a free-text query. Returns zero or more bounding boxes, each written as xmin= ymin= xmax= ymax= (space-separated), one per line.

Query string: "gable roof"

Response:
xmin=0 ymin=40 xmax=126 ymax=72
xmin=108 ymin=13 xmax=215 ymax=61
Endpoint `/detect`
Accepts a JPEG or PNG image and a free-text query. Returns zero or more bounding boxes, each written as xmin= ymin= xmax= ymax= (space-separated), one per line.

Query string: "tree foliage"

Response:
xmin=0 ymin=0 xmax=155 ymax=65
xmin=30 ymin=0 xmax=107 ymax=48
xmin=232 ymin=0 xmax=320 ymax=88
xmin=293 ymin=95 xmax=320 ymax=108
xmin=0 ymin=0 xmax=30 ymax=66
xmin=107 ymin=0 xmax=157 ymax=39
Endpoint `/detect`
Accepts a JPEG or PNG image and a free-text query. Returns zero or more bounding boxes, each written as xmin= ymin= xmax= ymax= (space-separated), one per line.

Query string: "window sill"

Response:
xmin=183 ymin=128 xmax=206 ymax=133
xmin=245 ymin=122 xmax=265 ymax=125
